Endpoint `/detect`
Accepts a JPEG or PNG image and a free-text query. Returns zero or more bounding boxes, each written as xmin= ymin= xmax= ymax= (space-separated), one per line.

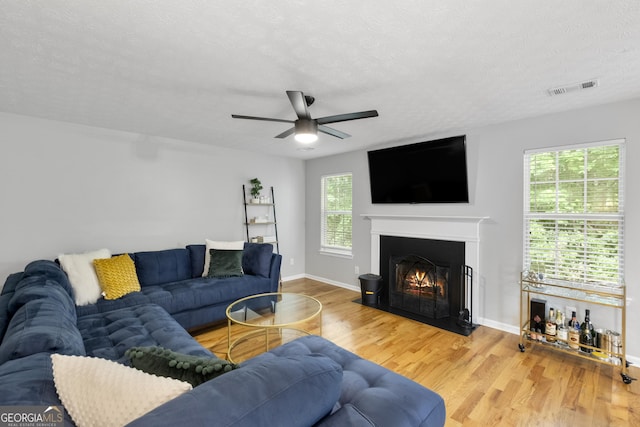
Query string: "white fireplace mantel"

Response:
xmin=361 ymin=214 xmax=489 ymax=272
xmin=362 ymin=214 xmax=489 ymax=322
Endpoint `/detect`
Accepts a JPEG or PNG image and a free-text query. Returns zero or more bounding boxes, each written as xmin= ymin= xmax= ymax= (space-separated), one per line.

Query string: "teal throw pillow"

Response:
xmin=207 ymin=249 xmax=244 ymax=278
xmin=125 ymin=346 xmax=239 ymax=387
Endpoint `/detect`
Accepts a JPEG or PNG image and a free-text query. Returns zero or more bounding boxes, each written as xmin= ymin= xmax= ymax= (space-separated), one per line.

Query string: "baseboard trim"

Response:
xmin=299 ymin=274 xmax=360 ymax=293
xmin=478 ymin=317 xmax=521 ymax=335
xmin=627 ymin=355 xmax=640 ymax=366
xmin=281 ymin=273 xmax=306 ymax=282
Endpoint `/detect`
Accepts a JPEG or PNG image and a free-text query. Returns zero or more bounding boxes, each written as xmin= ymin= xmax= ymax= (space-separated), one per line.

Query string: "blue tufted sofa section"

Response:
xmin=73 ymin=243 xmax=282 ymax=331
xmin=246 ymin=335 xmax=447 ymax=427
xmin=77 ymin=304 xmax=212 ymax=364
xmin=0 ymin=249 xmax=446 ymax=426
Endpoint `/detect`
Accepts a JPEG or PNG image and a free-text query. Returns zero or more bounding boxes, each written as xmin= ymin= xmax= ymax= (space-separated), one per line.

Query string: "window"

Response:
xmin=523 ymin=140 xmax=625 ymax=287
xmin=321 ymin=173 xmax=352 ymax=256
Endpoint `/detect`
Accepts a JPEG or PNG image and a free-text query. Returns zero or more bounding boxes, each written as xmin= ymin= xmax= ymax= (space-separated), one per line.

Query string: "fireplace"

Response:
xmin=389 ymin=254 xmax=450 ymax=319
xmin=376 ymin=235 xmax=474 ymax=334
xmin=362 ymin=214 xmax=487 ymax=336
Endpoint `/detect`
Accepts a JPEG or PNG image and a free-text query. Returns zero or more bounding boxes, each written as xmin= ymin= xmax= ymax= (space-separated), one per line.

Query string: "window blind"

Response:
xmin=321 ymin=173 xmax=352 ymax=254
xmin=523 ymin=140 xmax=625 ymax=287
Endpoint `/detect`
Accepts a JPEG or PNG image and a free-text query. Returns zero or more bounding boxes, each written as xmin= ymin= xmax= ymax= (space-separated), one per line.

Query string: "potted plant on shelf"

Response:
xmin=249 ymin=178 xmax=263 ymax=203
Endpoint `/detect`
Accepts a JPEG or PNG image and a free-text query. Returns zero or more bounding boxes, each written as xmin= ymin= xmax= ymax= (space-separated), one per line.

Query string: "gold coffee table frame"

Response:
xmin=226 ymin=292 xmax=322 ymax=363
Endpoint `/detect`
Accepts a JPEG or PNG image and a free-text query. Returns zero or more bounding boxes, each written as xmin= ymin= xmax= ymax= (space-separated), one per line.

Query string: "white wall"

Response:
xmin=0 ymin=112 xmax=306 ymax=282
xmin=305 ymin=98 xmax=640 ymax=361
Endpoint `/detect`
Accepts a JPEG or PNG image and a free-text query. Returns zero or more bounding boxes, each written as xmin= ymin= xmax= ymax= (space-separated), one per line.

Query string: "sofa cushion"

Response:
xmin=207 ymin=249 xmax=244 ymax=278
xmin=126 ymin=354 xmax=343 ymax=427
xmin=0 ymin=291 xmax=86 ymax=364
xmin=58 ymin=248 xmax=112 ymax=305
xmin=242 ymin=243 xmax=273 ymax=277
xmin=0 ymin=352 xmax=74 ymax=424
xmin=1 ymin=271 xmax=23 ymax=297
xmin=249 ymin=335 xmax=447 ymax=427
xmin=138 ymin=275 xmax=273 ymax=316
xmin=77 ymin=303 xmax=212 ymax=364
xmin=186 ymin=244 xmax=206 ymax=278
xmin=13 ymin=260 xmax=77 ymax=309
xmin=93 ymin=255 xmax=141 ymax=300
xmin=126 ymin=346 xmax=239 ymax=387
xmin=0 ymin=272 xmax=22 ymax=343
xmin=314 ymin=405 xmax=377 ymax=426
xmin=0 ymin=292 xmax=13 ymax=343
xmin=134 ymin=249 xmax=192 ymax=286
xmin=51 ymin=354 xmax=192 ymax=427
xmin=0 ymin=261 xmax=85 ymax=364
xmin=0 ymin=293 xmax=10 ymax=345
xmin=0 ymin=278 xmax=85 ymax=363
xmin=75 ymin=291 xmax=152 ymax=318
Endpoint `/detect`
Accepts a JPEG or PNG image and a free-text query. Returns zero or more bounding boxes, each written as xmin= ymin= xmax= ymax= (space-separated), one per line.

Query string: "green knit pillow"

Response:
xmin=125 ymin=346 xmax=239 ymax=387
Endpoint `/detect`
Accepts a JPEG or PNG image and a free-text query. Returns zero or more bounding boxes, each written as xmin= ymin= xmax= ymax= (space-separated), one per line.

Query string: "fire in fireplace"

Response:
xmin=390 ymin=255 xmax=450 ymax=319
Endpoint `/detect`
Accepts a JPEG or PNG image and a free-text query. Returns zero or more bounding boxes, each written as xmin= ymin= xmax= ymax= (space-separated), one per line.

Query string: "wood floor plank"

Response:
xmin=192 ymin=278 xmax=640 ymax=426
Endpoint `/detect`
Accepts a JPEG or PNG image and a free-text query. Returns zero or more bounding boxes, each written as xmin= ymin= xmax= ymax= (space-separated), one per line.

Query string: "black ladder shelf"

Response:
xmin=242 ymin=185 xmax=279 ymax=254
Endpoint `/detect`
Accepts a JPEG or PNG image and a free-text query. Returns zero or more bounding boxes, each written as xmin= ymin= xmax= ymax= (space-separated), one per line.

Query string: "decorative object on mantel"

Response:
xmin=249 ymin=178 xmax=263 ymax=204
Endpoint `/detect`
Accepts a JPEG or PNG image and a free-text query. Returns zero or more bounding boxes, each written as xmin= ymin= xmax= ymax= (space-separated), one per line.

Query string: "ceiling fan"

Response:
xmin=231 ymin=91 xmax=378 ymax=143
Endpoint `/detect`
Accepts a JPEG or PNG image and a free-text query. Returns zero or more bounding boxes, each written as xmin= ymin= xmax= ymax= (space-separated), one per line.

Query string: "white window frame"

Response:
xmin=320 ymin=172 xmax=353 ymax=258
xmin=523 ymin=139 xmax=625 ymax=287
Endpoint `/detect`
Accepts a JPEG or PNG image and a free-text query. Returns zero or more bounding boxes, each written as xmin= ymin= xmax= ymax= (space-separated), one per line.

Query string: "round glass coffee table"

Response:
xmin=226 ymin=292 xmax=322 ymax=363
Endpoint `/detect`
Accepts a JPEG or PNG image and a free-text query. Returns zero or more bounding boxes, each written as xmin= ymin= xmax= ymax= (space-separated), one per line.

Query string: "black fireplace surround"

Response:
xmin=372 ymin=235 xmax=475 ymax=336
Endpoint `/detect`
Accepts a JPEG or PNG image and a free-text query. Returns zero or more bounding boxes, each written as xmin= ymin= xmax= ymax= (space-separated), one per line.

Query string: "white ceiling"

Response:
xmin=1 ymin=1 xmax=639 ymax=159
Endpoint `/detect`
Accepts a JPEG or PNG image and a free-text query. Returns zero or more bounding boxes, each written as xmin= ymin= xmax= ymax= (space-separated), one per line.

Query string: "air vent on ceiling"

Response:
xmin=548 ymin=79 xmax=599 ymax=96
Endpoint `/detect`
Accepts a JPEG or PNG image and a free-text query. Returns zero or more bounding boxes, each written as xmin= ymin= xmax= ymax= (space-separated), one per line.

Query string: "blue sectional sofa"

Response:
xmin=0 ymin=247 xmax=446 ymax=426
xmin=73 ymin=243 xmax=282 ymax=330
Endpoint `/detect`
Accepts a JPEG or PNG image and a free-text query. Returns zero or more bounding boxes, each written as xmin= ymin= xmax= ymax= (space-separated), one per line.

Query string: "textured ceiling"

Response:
xmin=1 ymin=1 xmax=639 ymax=159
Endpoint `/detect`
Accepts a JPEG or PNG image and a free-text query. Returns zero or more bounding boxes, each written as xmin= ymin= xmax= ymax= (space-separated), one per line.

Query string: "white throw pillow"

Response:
xmin=51 ymin=354 xmax=192 ymax=427
xmin=202 ymin=239 xmax=245 ymax=277
xmin=58 ymin=249 xmax=112 ymax=305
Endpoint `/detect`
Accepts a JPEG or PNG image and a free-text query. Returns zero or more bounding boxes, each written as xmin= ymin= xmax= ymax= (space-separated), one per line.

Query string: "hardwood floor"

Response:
xmin=193 ymin=278 xmax=640 ymax=426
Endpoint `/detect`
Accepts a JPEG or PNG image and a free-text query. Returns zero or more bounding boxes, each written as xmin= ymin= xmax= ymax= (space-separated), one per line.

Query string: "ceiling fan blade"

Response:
xmin=286 ymin=91 xmax=311 ymax=120
xmin=231 ymin=114 xmax=294 ymax=124
xmin=319 ymin=125 xmax=351 ymax=139
xmin=316 ymin=110 xmax=379 ymax=125
xmin=274 ymin=127 xmax=296 ymax=139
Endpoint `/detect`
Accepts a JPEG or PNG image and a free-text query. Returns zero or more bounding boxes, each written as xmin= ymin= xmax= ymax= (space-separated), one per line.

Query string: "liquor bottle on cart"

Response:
xmin=556 ymin=310 xmax=567 ymax=344
xmin=545 ymin=308 xmax=557 ymax=343
xmin=568 ymin=311 xmax=580 ymax=350
xmin=579 ymin=309 xmax=595 ymax=353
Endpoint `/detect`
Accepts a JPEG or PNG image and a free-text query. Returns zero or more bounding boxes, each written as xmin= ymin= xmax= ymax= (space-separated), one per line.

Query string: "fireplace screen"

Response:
xmin=390 ymin=254 xmax=450 ymax=319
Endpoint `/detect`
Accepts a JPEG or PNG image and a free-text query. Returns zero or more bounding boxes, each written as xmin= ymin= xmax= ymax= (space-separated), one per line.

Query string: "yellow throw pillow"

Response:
xmin=93 ymin=254 xmax=141 ymax=300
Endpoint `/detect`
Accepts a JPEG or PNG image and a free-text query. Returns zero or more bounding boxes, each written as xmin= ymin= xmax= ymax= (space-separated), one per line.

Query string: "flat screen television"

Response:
xmin=367 ymin=135 xmax=469 ymax=204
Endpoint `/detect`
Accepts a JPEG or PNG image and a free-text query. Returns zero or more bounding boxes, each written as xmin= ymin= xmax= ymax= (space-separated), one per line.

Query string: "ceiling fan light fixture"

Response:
xmin=295 ymin=133 xmax=318 ymax=144
xmin=231 ymin=91 xmax=378 ymax=144
xmin=294 ymin=120 xmax=318 ymax=143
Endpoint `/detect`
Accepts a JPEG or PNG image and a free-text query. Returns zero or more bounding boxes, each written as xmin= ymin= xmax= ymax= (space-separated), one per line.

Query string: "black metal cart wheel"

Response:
xmin=621 ymin=373 xmax=636 ymax=384
xmin=518 ymin=343 xmax=525 ymax=352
